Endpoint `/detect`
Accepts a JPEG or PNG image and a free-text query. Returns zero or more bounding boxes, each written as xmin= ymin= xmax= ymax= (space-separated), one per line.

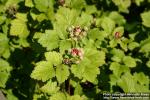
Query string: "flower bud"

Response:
xmin=115 ymin=32 xmax=121 ymax=39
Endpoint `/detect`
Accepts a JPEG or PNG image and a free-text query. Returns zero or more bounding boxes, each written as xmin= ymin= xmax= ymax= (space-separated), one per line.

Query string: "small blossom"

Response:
xmin=71 ymin=48 xmax=79 ymax=56
xmin=67 ymin=25 xmax=88 ymax=41
xmin=70 ymin=48 xmax=84 ymax=59
xmin=74 ymin=26 xmax=82 ymax=33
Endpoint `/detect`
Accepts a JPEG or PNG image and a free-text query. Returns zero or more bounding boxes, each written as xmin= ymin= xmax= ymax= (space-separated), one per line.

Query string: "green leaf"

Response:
xmin=56 ymin=64 xmax=70 ymax=83
xmin=88 ymin=28 xmax=106 ymax=41
xmin=117 ymin=72 xmax=137 ymax=92
xmin=75 ymin=12 xmax=93 ymax=27
xmin=59 ymin=40 xmax=72 ymax=54
xmin=133 ymin=72 xmax=149 ymax=87
xmin=49 ymin=92 xmax=66 ymax=100
xmin=5 ymin=0 xmax=20 ymax=7
xmin=45 ymin=51 xmax=62 ymax=66
xmin=109 ymin=11 xmax=126 ymax=25
xmin=0 ymin=72 xmax=9 ymax=88
xmin=112 ymin=0 xmax=131 ymax=13
xmin=18 ymin=38 xmax=29 ymax=47
xmin=141 ymin=11 xmax=150 ymax=27
xmin=101 ymin=17 xmax=115 ymax=35
xmin=109 ymin=39 xmax=118 ymax=48
xmin=109 ymin=62 xmax=129 ymax=77
xmin=38 ymin=30 xmax=59 ymax=50
xmin=0 ymin=15 xmax=6 ymax=24
xmin=140 ymin=37 xmax=150 ymax=53
xmin=109 ymin=74 xmax=120 ymax=87
xmin=71 ymin=64 xmax=85 ymax=79
xmin=40 ymin=80 xmax=60 ymax=95
xmin=117 ymin=72 xmax=149 ymax=92
xmin=135 ymin=0 xmax=144 ymax=6
xmin=128 ymin=42 xmax=139 ymax=50
xmin=25 ymin=0 xmax=34 ymax=7
xmin=16 ymin=13 xmax=28 ymax=22
xmin=119 ymin=37 xmax=130 ymax=51
xmin=68 ymin=95 xmax=85 ymax=100
xmin=0 ymin=59 xmax=12 ymax=88
xmin=0 ymin=33 xmax=10 ymax=58
xmin=74 ymin=83 xmax=83 ymax=95
xmin=110 ymin=48 xmax=125 ymax=62
xmin=119 ymin=41 xmax=128 ymax=51
xmin=71 ymin=48 xmax=104 ymax=83
xmin=10 ymin=19 xmax=29 ymax=38
xmin=65 ymin=0 xmax=86 ymax=10
xmin=123 ymin=56 xmax=136 ymax=68
xmin=6 ymin=90 xmax=18 ymax=100
xmin=31 ymin=61 xmax=55 ymax=82
xmin=85 ymin=5 xmax=97 ymax=14
xmin=54 ymin=7 xmax=79 ymax=39
xmin=82 ymin=64 xmax=100 ymax=82
xmin=146 ymin=60 xmax=150 ymax=68
xmin=34 ymin=0 xmax=50 ymax=12
xmin=0 ymin=59 xmax=12 ymax=72
xmin=84 ymin=48 xmax=105 ymax=67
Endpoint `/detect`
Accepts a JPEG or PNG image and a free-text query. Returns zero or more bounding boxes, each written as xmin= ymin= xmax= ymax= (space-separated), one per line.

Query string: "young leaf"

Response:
xmin=123 ymin=56 xmax=136 ymax=68
xmin=110 ymin=48 xmax=125 ymax=62
xmin=0 ymin=72 xmax=9 ymax=88
xmin=88 ymin=28 xmax=106 ymax=41
xmin=0 ymin=33 xmax=10 ymax=58
xmin=146 ymin=60 xmax=150 ymax=68
xmin=59 ymin=40 xmax=72 ymax=53
xmin=82 ymin=64 xmax=100 ymax=82
xmin=112 ymin=0 xmax=131 ymax=13
xmin=40 ymin=80 xmax=60 ymax=95
xmin=128 ymin=42 xmax=139 ymax=50
xmin=54 ymin=7 xmax=79 ymax=39
xmin=45 ymin=51 xmax=62 ymax=66
xmin=0 ymin=59 xmax=12 ymax=88
xmin=25 ymin=0 xmax=34 ymax=7
xmin=133 ymin=72 xmax=149 ymax=87
xmin=109 ymin=11 xmax=126 ymax=25
xmin=56 ymin=64 xmax=70 ymax=83
xmin=141 ymin=11 xmax=150 ymax=27
xmin=10 ymin=19 xmax=29 ymax=38
xmin=117 ymin=72 xmax=150 ymax=92
xmin=109 ymin=62 xmax=129 ymax=77
xmin=75 ymin=12 xmax=92 ymax=27
xmin=117 ymin=72 xmax=137 ymax=92
xmin=65 ymin=0 xmax=86 ymax=10
xmin=134 ymin=0 xmax=144 ymax=6
xmin=49 ymin=92 xmax=66 ymax=100
xmin=34 ymin=0 xmax=50 ymax=12
xmin=38 ymin=30 xmax=59 ymax=50
xmin=140 ymin=37 xmax=150 ymax=53
xmin=31 ymin=61 xmax=55 ymax=82
xmin=84 ymin=48 xmax=105 ymax=67
xmin=101 ymin=17 xmax=115 ymax=35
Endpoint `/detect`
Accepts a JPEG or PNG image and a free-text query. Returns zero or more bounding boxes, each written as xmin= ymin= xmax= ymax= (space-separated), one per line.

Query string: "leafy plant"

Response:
xmin=0 ymin=0 xmax=150 ymax=100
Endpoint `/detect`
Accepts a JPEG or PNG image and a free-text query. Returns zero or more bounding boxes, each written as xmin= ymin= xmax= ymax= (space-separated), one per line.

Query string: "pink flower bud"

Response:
xmin=71 ymin=48 xmax=79 ymax=56
xmin=74 ymin=26 xmax=82 ymax=33
xmin=115 ymin=32 xmax=121 ymax=39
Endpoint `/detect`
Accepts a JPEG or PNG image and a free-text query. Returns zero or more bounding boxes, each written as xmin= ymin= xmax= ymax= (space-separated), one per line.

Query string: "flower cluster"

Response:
xmin=67 ymin=26 xmax=88 ymax=41
xmin=63 ymin=48 xmax=84 ymax=65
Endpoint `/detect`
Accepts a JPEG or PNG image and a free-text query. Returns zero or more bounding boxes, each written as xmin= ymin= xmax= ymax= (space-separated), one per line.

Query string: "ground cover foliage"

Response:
xmin=0 ymin=0 xmax=150 ymax=100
